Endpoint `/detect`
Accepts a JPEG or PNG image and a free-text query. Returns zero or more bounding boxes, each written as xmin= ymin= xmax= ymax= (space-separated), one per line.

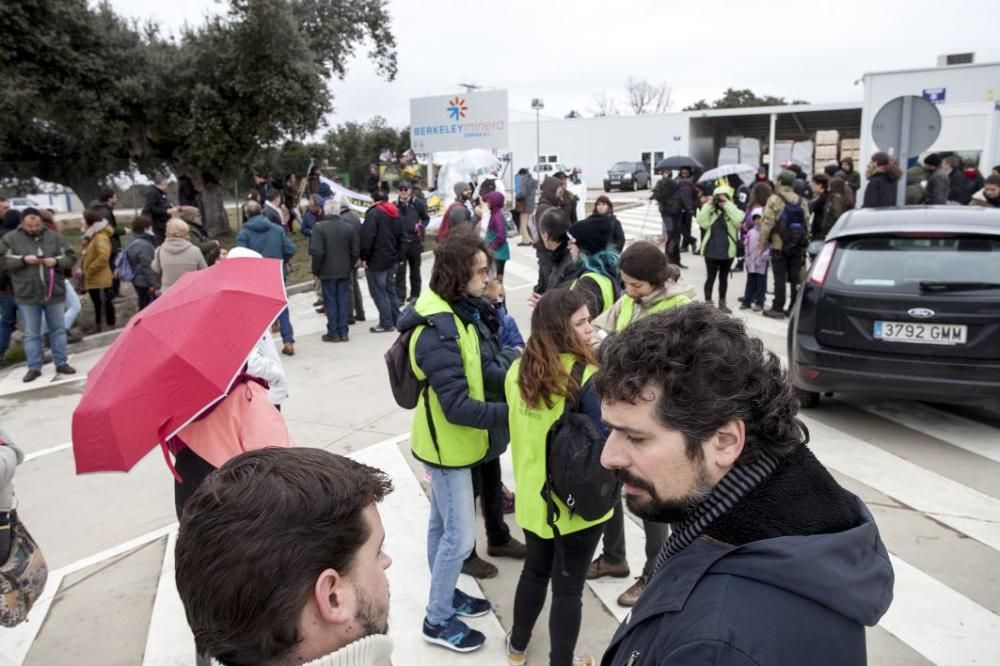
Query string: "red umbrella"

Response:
xmin=71 ymin=257 xmax=288 ymax=475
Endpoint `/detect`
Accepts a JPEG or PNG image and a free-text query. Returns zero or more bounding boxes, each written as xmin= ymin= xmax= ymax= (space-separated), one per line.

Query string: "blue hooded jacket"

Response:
xmin=236 ymin=215 xmax=295 ymax=262
xmin=602 ymin=445 xmax=894 ymax=666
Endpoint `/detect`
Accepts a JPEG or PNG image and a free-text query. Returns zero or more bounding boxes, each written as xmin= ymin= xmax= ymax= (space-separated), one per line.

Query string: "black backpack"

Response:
xmin=385 ymin=320 xmax=446 ymax=463
xmin=542 ymin=363 xmax=621 ymax=534
xmin=385 ymin=318 xmax=431 ymax=409
xmin=777 ymin=195 xmax=808 ymax=248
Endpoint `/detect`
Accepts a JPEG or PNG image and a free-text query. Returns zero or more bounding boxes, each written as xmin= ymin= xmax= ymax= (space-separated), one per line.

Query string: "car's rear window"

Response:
xmin=830 ymin=235 xmax=1000 ymax=293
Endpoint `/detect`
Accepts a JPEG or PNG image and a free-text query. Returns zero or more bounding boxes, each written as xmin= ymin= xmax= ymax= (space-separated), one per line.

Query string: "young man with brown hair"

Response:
xmin=175 ymin=448 xmax=394 ymax=666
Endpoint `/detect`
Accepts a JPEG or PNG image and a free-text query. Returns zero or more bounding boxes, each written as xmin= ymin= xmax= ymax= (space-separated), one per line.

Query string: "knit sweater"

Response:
xmin=212 ymin=636 xmax=393 ymax=666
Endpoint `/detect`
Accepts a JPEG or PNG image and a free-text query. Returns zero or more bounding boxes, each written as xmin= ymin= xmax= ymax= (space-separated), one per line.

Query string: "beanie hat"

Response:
xmin=777 ymin=170 xmax=796 ymax=186
xmin=568 ymin=216 xmax=613 ymax=255
xmin=923 ymin=153 xmax=942 ymax=168
xmin=453 ymin=182 xmax=468 ymax=199
xmin=20 ymin=207 xmax=41 ymax=219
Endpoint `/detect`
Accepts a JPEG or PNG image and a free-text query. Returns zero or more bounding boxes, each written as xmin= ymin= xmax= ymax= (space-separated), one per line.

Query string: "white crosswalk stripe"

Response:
xmin=844 ymin=398 xmax=1000 ymax=465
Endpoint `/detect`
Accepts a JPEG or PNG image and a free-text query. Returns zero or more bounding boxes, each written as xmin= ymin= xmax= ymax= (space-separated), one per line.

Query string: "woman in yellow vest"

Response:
xmin=504 ymin=288 xmax=612 ymax=666
xmin=590 ymin=240 xmax=693 ymax=608
xmin=594 ymin=240 xmax=694 ymax=338
xmin=395 ymin=227 xmax=509 ymax=654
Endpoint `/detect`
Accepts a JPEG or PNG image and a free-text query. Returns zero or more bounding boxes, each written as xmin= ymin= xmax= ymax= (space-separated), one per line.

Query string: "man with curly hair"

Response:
xmin=594 ymin=303 xmax=894 ymax=666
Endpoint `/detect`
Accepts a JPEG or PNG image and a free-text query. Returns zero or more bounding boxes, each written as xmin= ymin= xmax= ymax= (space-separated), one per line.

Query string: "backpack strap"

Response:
xmin=542 ymin=360 xmax=588 ymax=538
xmin=411 ymin=317 xmax=444 ymax=464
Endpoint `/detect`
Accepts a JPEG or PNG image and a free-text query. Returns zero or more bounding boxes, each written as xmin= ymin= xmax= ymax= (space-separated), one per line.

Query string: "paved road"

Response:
xmin=1 ymin=205 xmax=998 ymax=665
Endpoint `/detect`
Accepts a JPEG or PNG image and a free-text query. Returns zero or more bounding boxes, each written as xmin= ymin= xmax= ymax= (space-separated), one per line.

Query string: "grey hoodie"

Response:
xmin=151 ymin=237 xmax=207 ymax=289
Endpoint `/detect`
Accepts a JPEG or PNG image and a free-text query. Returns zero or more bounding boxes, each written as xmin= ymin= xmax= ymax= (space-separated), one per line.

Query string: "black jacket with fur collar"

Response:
xmin=602 ymin=444 xmax=894 ymax=666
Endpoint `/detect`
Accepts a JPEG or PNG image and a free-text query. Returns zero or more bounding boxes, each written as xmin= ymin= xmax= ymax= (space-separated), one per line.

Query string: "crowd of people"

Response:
xmin=153 ymin=235 xmax=894 ymax=666
xmin=640 ymin=156 xmax=1000 ymax=320
xmin=7 ymin=148 xmax=998 ymax=663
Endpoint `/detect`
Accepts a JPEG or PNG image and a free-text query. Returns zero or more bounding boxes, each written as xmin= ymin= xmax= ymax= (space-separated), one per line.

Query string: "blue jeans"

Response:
xmin=19 ymin=302 xmax=68 ymax=370
xmin=277 ymin=307 xmax=294 ymax=343
xmin=425 ymin=465 xmax=476 ymax=624
xmin=321 ymin=278 xmax=350 ymax=338
xmin=40 ymin=286 xmax=81 ymax=336
xmin=366 ymin=267 xmax=400 ymax=329
xmin=0 ymin=292 xmax=15 ymax=355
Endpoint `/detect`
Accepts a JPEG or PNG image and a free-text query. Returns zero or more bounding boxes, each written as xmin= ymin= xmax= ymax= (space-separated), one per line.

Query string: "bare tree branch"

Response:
xmin=625 ymin=77 xmax=672 ymax=115
xmin=589 ymin=91 xmax=621 ymax=117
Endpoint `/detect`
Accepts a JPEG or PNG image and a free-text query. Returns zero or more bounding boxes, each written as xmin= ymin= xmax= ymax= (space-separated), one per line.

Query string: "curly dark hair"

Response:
xmin=594 ymin=302 xmax=805 ymax=463
xmin=429 ymin=225 xmax=492 ymax=303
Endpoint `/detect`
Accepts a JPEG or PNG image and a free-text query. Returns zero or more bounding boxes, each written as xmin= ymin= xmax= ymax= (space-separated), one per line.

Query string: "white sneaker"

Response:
xmin=505 ymin=632 xmax=527 ymax=665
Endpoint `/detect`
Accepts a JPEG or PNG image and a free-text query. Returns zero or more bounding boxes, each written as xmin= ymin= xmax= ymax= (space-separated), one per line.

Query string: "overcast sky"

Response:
xmin=109 ymin=0 xmax=1000 ymax=131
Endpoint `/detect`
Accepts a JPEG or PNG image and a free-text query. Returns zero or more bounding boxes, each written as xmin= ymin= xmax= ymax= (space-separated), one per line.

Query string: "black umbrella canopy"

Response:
xmin=655 ymin=155 xmax=704 ymax=172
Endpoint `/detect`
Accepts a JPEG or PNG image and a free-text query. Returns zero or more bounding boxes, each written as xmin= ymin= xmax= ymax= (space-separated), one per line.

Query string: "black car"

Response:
xmin=789 ymin=206 xmax=1000 ymax=408
xmin=603 ymin=162 xmax=650 ymax=192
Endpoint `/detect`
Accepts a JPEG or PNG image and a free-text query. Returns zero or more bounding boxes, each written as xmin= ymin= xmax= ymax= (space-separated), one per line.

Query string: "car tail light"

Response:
xmin=796 ymin=364 xmax=822 ymax=380
xmin=808 ymin=241 xmax=836 ymax=286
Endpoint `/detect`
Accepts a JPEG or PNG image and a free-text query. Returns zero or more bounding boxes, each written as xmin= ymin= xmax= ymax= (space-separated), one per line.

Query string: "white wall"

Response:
xmin=509 ymin=113 xmax=689 ymax=187
xmin=860 ymin=63 xmax=1000 ymax=171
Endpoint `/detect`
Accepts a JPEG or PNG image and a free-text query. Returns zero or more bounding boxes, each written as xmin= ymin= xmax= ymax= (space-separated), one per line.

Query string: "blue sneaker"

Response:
xmin=422 ymin=615 xmax=486 ymax=652
xmin=453 ymin=588 xmax=491 ymax=617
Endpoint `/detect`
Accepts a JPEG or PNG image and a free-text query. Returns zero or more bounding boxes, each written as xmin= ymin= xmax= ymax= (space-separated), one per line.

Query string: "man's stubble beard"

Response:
xmin=615 ymin=464 xmax=714 ymax=525
xmin=355 ymin=585 xmax=390 ymax=637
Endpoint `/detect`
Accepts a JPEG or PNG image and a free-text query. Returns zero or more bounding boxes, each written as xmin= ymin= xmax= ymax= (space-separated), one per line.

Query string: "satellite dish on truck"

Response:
xmin=871 ymin=95 xmax=942 ymax=207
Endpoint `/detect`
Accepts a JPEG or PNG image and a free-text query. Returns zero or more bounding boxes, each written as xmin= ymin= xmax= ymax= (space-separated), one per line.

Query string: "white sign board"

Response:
xmin=410 ymin=90 xmax=509 ymax=153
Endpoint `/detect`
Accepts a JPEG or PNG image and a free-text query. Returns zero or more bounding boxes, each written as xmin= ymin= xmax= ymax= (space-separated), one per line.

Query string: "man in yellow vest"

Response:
xmin=394 ymin=227 xmax=509 ymax=654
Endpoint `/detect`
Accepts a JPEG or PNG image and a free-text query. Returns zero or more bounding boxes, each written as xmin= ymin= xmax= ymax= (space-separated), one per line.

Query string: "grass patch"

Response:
xmin=51 ymin=209 xmax=316 ymax=337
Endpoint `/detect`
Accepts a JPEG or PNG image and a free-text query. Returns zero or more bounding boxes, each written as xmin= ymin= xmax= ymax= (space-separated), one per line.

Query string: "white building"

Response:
xmin=505 ymin=58 xmax=1000 ymax=190
xmin=859 ymin=60 xmax=1000 ymax=172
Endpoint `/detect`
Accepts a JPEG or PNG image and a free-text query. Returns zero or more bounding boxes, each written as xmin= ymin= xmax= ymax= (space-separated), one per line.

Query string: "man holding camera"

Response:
xmin=696 ymin=186 xmax=744 ymax=313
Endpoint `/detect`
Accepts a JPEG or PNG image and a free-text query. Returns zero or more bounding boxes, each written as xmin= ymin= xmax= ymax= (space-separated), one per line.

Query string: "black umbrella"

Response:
xmin=655 ymin=155 xmax=704 ymax=172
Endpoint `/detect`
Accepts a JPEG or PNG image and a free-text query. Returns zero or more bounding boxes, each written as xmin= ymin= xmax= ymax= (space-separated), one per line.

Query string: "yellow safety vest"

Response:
xmin=614 ymin=292 xmax=692 ymax=332
xmin=409 ymin=291 xmax=489 ymax=467
xmin=571 ymin=271 xmax=615 ymax=314
xmin=505 ymin=354 xmax=612 ymax=539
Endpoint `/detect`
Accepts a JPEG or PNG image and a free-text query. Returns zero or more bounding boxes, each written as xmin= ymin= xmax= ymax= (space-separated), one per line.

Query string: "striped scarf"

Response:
xmin=650 ymin=449 xmax=781 ymax=578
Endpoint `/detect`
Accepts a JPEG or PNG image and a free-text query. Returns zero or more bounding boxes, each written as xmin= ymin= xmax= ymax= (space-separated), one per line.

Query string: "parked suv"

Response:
xmin=789 ymin=206 xmax=1000 ymax=408
xmin=603 ymin=162 xmax=650 ymax=192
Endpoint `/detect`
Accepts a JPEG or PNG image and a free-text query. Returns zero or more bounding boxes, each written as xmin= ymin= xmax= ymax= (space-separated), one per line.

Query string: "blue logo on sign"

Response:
xmin=922 ymin=88 xmax=946 ymax=104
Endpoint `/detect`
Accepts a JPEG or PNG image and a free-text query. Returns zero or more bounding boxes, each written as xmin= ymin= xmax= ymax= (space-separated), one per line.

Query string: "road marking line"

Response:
xmin=880 ymin=554 xmax=1000 ymax=666
xmin=801 ymin=415 xmax=1000 ymax=551
xmin=23 ymin=441 xmax=73 ymax=463
xmin=142 ymin=530 xmax=193 ymax=666
xmin=0 ymin=571 xmax=67 ymax=666
xmin=0 ymin=524 xmax=175 ymax=666
xmin=845 ymin=399 xmax=1000 ymax=465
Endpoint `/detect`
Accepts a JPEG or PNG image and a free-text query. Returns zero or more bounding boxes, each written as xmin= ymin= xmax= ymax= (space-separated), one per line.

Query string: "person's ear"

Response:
xmin=706 ymin=419 xmax=745 ymax=473
xmin=313 ymin=568 xmax=354 ymax=625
